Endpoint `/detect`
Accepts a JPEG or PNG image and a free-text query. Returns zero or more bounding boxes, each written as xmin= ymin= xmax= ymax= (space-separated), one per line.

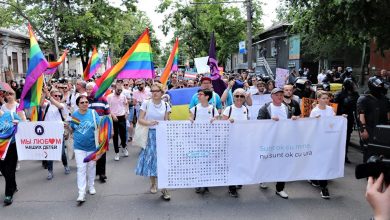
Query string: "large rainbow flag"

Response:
xmin=83 ymin=115 xmax=113 ymax=162
xmin=166 ymin=87 xmax=200 ymax=120
xmin=93 ymin=29 xmax=154 ymax=99
xmin=44 ymin=49 xmax=68 ymax=75
xmin=17 ymin=24 xmax=49 ymax=113
xmin=160 ymin=38 xmax=179 ymax=85
xmin=83 ymin=47 xmax=101 ymax=80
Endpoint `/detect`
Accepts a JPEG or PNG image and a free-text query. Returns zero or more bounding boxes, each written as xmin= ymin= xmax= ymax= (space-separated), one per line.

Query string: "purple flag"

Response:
xmin=207 ymin=32 xmax=226 ymax=96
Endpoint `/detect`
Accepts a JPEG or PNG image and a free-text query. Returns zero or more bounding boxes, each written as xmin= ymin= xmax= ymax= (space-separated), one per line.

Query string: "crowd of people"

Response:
xmin=0 ymin=67 xmax=389 ymax=219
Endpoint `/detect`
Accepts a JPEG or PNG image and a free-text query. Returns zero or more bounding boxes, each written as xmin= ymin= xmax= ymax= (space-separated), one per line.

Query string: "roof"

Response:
xmin=0 ymin=28 xmax=29 ymax=40
xmin=261 ymin=22 xmax=292 ymax=34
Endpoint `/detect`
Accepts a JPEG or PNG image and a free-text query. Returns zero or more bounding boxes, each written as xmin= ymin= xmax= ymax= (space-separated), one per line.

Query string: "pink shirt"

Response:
xmin=107 ymin=93 xmax=127 ymax=116
xmin=133 ymin=90 xmax=151 ymax=104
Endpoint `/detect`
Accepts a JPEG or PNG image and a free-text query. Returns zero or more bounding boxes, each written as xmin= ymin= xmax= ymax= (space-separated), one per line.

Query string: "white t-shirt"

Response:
xmin=43 ymin=101 xmax=68 ymax=121
xmin=190 ymin=104 xmax=219 ymax=121
xmin=1 ymin=103 xmax=18 ymax=113
xmin=317 ymin=73 xmax=327 ymax=84
xmin=140 ymin=100 xmax=171 ymax=129
xmin=122 ymin=88 xmax=132 ymax=100
xmin=270 ymin=103 xmax=288 ymax=120
xmin=222 ymin=105 xmax=250 ymax=120
xmin=310 ymin=105 xmax=335 ymax=118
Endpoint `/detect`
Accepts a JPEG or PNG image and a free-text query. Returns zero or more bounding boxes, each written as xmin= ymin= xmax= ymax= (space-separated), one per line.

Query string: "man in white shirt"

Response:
xmin=257 ymin=88 xmax=299 ymax=199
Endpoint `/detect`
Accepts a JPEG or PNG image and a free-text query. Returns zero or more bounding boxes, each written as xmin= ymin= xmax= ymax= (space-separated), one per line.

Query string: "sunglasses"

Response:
xmin=6 ymin=93 xmax=14 ymax=96
xmin=79 ymin=101 xmax=89 ymax=104
xmin=151 ymin=90 xmax=161 ymax=93
xmin=52 ymin=94 xmax=61 ymax=98
xmin=136 ymin=84 xmax=142 ymax=86
xmin=234 ymin=95 xmax=245 ymax=98
xmin=198 ymin=93 xmax=205 ymax=96
xmin=124 ymin=84 xmax=129 ymax=86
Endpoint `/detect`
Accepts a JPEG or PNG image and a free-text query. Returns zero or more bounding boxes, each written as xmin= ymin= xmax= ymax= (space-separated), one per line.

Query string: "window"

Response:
xmin=12 ymin=52 xmax=18 ymax=73
xmin=22 ymin=53 xmax=27 ymax=73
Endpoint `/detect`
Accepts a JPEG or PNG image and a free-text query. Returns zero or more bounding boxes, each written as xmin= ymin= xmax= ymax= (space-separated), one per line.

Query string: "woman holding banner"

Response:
xmin=135 ymin=82 xmax=171 ymax=201
xmin=68 ymin=95 xmax=100 ymax=203
xmin=0 ymin=107 xmax=24 ymax=205
xmin=222 ymin=88 xmax=250 ymax=197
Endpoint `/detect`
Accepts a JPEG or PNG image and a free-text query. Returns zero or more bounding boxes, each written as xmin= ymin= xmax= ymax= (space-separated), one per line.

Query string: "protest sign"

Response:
xmin=248 ymin=94 xmax=272 ymax=120
xmin=275 ymin=68 xmax=289 ymax=88
xmin=156 ymin=117 xmax=347 ymax=188
xmin=16 ymin=121 xmax=64 ymax=161
xmin=194 ymin=56 xmax=210 ymax=74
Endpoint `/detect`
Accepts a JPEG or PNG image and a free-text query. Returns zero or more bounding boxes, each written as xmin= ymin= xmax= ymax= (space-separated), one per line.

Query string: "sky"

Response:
xmin=111 ymin=0 xmax=280 ymax=47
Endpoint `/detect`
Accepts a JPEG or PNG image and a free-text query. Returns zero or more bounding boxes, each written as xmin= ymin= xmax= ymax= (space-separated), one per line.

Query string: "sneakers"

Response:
xmin=229 ymin=189 xmax=238 ymax=198
xmin=15 ymin=162 xmax=20 ymax=171
xmin=276 ymin=190 xmax=289 ymax=199
xmin=64 ymin=166 xmax=71 ymax=175
xmin=321 ymin=188 xmax=330 ymax=199
xmin=47 ymin=171 xmax=54 ymax=180
xmin=161 ymin=189 xmax=171 ymax=201
xmin=195 ymin=187 xmax=202 ymax=193
xmin=4 ymin=196 xmax=13 ymax=205
xmin=123 ymin=148 xmax=129 ymax=157
xmin=89 ymin=187 xmax=96 ymax=195
xmin=195 ymin=187 xmax=209 ymax=194
xmin=114 ymin=153 xmax=120 ymax=161
xmin=76 ymin=193 xmax=85 ymax=202
xmin=150 ymin=184 xmax=157 ymax=194
xmin=99 ymin=175 xmax=107 ymax=183
xmin=259 ymin=183 xmax=268 ymax=189
xmin=308 ymin=180 xmax=320 ymax=187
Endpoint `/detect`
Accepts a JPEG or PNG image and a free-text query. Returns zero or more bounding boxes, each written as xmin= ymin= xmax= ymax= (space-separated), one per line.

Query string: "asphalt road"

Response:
xmin=0 ymin=145 xmax=372 ymax=220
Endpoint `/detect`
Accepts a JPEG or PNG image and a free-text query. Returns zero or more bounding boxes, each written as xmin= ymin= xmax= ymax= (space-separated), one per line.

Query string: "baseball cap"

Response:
xmin=271 ymin=88 xmax=283 ymax=94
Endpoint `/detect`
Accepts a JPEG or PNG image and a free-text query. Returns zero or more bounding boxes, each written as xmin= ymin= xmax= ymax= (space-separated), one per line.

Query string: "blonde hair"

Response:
xmin=151 ymin=82 xmax=165 ymax=93
xmin=316 ymin=90 xmax=329 ymax=99
xmin=233 ymin=88 xmax=246 ymax=96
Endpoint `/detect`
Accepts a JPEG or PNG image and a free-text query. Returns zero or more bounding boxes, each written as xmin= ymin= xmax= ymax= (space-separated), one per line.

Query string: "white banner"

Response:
xmin=15 ymin=121 xmax=64 ymax=161
xmin=194 ymin=56 xmax=210 ymax=74
xmin=248 ymin=94 xmax=271 ymax=120
xmin=156 ymin=117 xmax=347 ymax=188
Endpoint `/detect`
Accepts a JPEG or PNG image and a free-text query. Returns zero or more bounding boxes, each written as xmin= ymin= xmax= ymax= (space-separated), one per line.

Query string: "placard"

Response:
xmin=16 ymin=121 xmax=64 ymax=161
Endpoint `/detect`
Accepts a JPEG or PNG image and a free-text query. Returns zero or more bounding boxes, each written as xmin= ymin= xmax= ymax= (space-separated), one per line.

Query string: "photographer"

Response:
xmin=366 ymin=173 xmax=390 ymax=220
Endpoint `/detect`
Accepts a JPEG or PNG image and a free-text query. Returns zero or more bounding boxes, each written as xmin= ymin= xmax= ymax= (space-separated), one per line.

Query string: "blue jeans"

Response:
xmin=47 ymin=142 xmax=68 ymax=171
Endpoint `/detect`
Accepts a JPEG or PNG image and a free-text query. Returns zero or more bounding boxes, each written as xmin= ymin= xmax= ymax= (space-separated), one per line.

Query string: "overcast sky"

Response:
xmin=111 ymin=0 xmax=280 ymax=47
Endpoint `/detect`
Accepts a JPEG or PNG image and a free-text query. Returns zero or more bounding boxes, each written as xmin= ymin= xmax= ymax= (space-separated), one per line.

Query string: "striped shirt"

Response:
xmin=88 ymin=97 xmax=110 ymax=116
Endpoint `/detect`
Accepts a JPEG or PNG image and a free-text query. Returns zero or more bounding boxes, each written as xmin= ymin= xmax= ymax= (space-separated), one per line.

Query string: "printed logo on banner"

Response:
xmin=35 ymin=125 xmax=45 ymax=135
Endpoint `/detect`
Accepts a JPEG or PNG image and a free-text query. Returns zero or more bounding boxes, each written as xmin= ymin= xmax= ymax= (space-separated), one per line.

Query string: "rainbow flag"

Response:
xmin=93 ymin=29 xmax=154 ymax=98
xmin=84 ymin=116 xmax=113 ymax=162
xmin=116 ymin=28 xmax=155 ymax=79
xmin=83 ymin=47 xmax=101 ymax=81
xmin=71 ymin=116 xmax=81 ymax=125
xmin=0 ymin=125 xmax=17 ymax=160
xmin=160 ymin=38 xmax=179 ymax=85
xmin=44 ymin=50 xmax=68 ymax=75
xmin=166 ymin=87 xmax=200 ymax=120
xmin=17 ymin=24 xmax=49 ymax=112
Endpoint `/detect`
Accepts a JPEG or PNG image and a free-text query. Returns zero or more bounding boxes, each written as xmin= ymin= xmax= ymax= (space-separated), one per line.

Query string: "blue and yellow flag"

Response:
xmin=167 ymin=87 xmax=200 ymax=120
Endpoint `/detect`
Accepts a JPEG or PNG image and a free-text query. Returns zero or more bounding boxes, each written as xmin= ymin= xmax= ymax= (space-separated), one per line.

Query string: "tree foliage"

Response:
xmin=0 ymin=0 xmax=161 ymax=69
xmin=282 ymin=0 xmax=390 ymax=59
xmin=157 ymin=0 xmax=263 ymax=67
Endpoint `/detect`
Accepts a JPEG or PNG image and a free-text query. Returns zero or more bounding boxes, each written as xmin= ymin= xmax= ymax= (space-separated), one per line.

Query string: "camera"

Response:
xmin=355 ymin=125 xmax=390 ymax=183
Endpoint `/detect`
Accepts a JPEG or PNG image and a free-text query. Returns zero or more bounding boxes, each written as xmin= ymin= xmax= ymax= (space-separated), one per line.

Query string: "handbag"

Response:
xmin=133 ymin=101 xmax=150 ymax=149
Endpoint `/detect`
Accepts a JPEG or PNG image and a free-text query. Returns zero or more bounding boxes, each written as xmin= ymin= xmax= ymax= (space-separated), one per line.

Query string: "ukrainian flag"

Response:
xmin=167 ymin=87 xmax=200 ymax=120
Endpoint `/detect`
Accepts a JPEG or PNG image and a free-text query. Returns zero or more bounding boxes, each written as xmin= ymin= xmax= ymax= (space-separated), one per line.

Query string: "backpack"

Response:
xmin=228 ymin=105 xmax=249 ymax=120
xmin=42 ymin=103 xmax=65 ymax=121
xmin=193 ymin=105 xmax=215 ymax=120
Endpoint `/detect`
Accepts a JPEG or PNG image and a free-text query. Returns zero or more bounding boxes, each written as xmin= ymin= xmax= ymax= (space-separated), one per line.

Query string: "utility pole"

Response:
xmin=246 ymin=0 xmax=253 ymax=70
xmin=190 ymin=1 xmax=253 ymax=70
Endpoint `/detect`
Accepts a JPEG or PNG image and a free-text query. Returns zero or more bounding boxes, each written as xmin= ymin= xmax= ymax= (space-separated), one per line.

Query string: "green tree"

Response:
xmin=157 ymin=0 xmax=263 ymax=67
xmin=283 ymin=0 xmax=390 ymax=60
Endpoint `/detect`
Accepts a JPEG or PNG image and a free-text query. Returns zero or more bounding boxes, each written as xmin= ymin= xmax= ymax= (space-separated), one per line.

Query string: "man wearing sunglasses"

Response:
xmin=133 ymin=79 xmax=151 ymax=123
